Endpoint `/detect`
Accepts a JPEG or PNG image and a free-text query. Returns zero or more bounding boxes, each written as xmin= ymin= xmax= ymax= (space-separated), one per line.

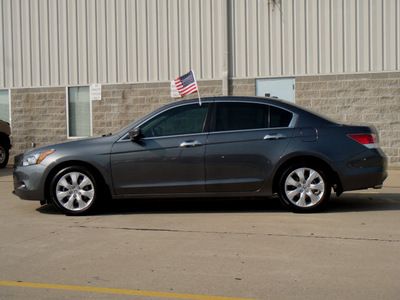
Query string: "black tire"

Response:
xmin=278 ymin=164 xmax=331 ymax=213
xmin=50 ymin=166 xmax=100 ymax=215
xmin=0 ymin=144 xmax=9 ymax=168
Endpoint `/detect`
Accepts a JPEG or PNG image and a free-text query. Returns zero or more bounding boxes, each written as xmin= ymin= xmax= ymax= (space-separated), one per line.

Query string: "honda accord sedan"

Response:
xmin=13 ymin=96 xmax=387 ymax=215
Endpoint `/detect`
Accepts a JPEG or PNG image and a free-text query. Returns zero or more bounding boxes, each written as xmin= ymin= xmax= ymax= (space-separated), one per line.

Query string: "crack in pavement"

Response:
xmin=73 ymin=225 xmax=400 ymax=243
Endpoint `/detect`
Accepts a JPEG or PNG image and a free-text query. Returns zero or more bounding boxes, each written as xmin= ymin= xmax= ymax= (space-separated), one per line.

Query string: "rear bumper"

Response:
xmin=338 ymin=148 xmax=388 ymax=192
xmin=340 ymin=168 xmax=387 ymax=191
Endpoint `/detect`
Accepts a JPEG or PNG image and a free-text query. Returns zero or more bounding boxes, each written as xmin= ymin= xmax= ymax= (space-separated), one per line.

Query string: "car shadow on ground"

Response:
xmin=36 ymin=192 xmax=400 ymax=216
xmin=37 ymin=197 xmax=286 ymax=215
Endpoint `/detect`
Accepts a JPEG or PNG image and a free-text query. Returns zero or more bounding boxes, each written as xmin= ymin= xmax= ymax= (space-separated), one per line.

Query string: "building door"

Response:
xmin=256 ymin=78 xmax=295 ymax=103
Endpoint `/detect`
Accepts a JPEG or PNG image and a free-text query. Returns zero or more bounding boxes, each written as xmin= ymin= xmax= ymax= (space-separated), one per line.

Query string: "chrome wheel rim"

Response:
xmin=55 ymin=172 xmax=95 ymax=211
xmin=284 ymin=168 xmax=325 ymax=208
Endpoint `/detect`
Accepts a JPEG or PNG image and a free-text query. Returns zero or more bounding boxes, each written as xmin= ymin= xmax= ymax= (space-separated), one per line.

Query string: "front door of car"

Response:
xmin=205 ymin=102 xmax=294 ymax=193
xmin=111 ymin=103 xmax=210 ymax=195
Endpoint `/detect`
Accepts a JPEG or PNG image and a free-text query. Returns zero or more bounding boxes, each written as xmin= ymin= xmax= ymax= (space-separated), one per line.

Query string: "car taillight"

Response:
xmin=347 ymin=134 xmax=379 ymax=149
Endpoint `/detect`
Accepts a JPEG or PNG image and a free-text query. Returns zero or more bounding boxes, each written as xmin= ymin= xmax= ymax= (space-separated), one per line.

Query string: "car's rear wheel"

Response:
xmin=278 ymin=164 xmax=331 ymax=212
xmin=50 ymin=166 xmax=99 ymax=215
xmin=0 ymin=144 xmax=9 ymax=168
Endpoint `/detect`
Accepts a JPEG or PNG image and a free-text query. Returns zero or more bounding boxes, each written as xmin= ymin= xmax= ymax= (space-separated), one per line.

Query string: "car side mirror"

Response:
xmin=129 ymin=127 xmax=142 ymax=142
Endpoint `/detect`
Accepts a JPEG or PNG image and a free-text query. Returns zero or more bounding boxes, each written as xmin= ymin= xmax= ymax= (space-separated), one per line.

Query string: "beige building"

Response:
xmin=0 ymin=0 xmax=399 ymax=166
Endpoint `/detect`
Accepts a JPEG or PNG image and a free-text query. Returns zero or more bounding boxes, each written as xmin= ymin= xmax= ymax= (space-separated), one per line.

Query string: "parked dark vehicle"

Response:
xmin=13 ymin=96 xmax=387 ymax=215
xmin=0 ymin=119 xmax=11 ymax=168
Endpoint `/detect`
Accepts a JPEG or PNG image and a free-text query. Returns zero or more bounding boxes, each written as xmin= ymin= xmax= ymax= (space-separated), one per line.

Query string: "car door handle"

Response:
xmin=264 ymin=133 xmax=287 ymax=140
xmin=180 ymin=140 xmax=202 ymax=148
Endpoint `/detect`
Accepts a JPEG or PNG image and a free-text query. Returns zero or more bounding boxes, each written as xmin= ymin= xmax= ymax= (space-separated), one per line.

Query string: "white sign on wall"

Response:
xmin=90 ymin=83 xmax=102 ymax=101
xmin=170 ymin=80 xmax=181 ymax=98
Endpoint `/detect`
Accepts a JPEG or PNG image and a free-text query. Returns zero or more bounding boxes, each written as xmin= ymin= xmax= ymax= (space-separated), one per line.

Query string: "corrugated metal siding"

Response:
xmin=230 ymin=0 xmax=400 ymax=78
xmin=0 ymin=0 xmax=224 ymax=88
xmin=0 ymin=0 xmax=399 ymax=89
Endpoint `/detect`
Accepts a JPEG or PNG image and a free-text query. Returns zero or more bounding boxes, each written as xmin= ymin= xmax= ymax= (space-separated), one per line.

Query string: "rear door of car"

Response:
xmin=205 ymin=101 xmax=295 ymax=193
xmin=111 ymin=102 xmax=211 ymax=195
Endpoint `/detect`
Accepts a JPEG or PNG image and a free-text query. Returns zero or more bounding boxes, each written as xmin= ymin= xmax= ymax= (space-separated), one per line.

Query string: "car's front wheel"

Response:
xmin=50 ymin=166 xmax=99 ymax=215
xmin=278 ymin=164 xmax=331 ymax=213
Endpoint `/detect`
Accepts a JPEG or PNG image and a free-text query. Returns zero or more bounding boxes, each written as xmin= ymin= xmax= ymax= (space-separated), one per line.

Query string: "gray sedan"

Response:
xmin=13 ymin=96 xmax=387 ymax=215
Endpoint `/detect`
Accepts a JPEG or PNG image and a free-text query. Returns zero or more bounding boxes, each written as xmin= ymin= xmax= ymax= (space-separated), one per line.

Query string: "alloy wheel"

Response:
xmin=284 ymin=167 xmax=326 ymax=208
xmin=55 ymin=171 xmax=95 ymax=212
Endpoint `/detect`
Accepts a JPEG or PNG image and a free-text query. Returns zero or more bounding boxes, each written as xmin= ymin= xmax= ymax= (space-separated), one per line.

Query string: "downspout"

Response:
xmin=222 ymin=0 xmax=229 ymax=96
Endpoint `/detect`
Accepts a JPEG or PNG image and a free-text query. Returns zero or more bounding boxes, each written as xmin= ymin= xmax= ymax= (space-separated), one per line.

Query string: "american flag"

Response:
xmin=174 ymin=70 xmax=198 ymax=96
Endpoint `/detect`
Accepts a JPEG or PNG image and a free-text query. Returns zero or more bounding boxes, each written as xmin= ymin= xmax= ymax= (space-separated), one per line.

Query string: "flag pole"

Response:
xmin=192 ymin=70 xmax=202 ymax=106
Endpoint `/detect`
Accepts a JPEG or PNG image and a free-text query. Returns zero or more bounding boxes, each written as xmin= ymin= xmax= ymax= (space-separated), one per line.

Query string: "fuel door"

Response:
xmin=300 ymin=128 xmax=318 ymax=142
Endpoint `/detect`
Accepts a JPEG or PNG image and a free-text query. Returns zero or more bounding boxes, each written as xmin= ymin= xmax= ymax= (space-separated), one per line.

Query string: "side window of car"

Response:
xmin=270 ymin=106 xmax=293 ymax=128
xmin=215 ymin=102 xmax=269 ymax=131
xmin=214 ymin=102 xmax=293 ymax=132
xmin=141 ymin=103 xmax=209 ymax=137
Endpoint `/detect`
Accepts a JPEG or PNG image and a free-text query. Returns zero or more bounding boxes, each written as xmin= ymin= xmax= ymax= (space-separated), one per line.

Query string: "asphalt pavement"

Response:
xmin=1 ymin=167 xmax=400 ymax=300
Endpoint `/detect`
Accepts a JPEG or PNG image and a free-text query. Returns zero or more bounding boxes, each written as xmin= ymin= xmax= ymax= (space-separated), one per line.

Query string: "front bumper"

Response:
xmin=13 ymin=164 xmax=47 ymax=201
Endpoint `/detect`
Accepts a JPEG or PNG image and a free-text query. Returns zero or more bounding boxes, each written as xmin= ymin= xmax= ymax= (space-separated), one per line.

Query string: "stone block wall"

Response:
xmin=229 ymin=79 xmax=256 ymax=96
xmin=11 ymin=88 xmax=67 ymax=159
xmin=9 ymin=80 xmax=222 ymax=163
xmin=8 ymin=73 xmax=400 ymax=168
xmin=296 ymin=72 xmax=400 ymax=167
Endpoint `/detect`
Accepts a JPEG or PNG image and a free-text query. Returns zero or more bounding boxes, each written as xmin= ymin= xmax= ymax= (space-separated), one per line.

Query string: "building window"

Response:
xmin=68 ymin=87 xmax=91 ymax=137
xmin=0 ymin=90 xmax=10 ymax=123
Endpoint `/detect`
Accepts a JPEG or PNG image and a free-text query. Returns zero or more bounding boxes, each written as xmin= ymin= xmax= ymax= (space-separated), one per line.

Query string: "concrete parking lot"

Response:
xmin=1 ymin=167 xmax=399 ymax=300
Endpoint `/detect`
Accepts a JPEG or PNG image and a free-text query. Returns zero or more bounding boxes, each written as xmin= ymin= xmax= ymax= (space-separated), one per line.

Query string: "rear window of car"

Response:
xmin=214 ymin=102 xmax=292 ymax=132
xmin=270 ymin=106 xmax=293 ymax=127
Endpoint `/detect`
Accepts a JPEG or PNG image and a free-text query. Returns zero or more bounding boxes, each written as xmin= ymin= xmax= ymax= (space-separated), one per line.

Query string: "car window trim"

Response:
xmin=118 ymin=132 xmax=210 ymax=142
xmin=208 ymin=126 xmax=295 ymax=136
xmin=118 ymin=100 xmax=298 ymax=142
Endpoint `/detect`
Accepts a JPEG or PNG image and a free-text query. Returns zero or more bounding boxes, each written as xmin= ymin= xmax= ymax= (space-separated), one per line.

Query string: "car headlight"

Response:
xmin=22 ymin=149 xmax=55 ymax=166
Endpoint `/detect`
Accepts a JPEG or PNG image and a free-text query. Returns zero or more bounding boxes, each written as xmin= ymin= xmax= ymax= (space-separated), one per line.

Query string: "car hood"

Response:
xmin=22 ymin=135 xmax=118 ymax=158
